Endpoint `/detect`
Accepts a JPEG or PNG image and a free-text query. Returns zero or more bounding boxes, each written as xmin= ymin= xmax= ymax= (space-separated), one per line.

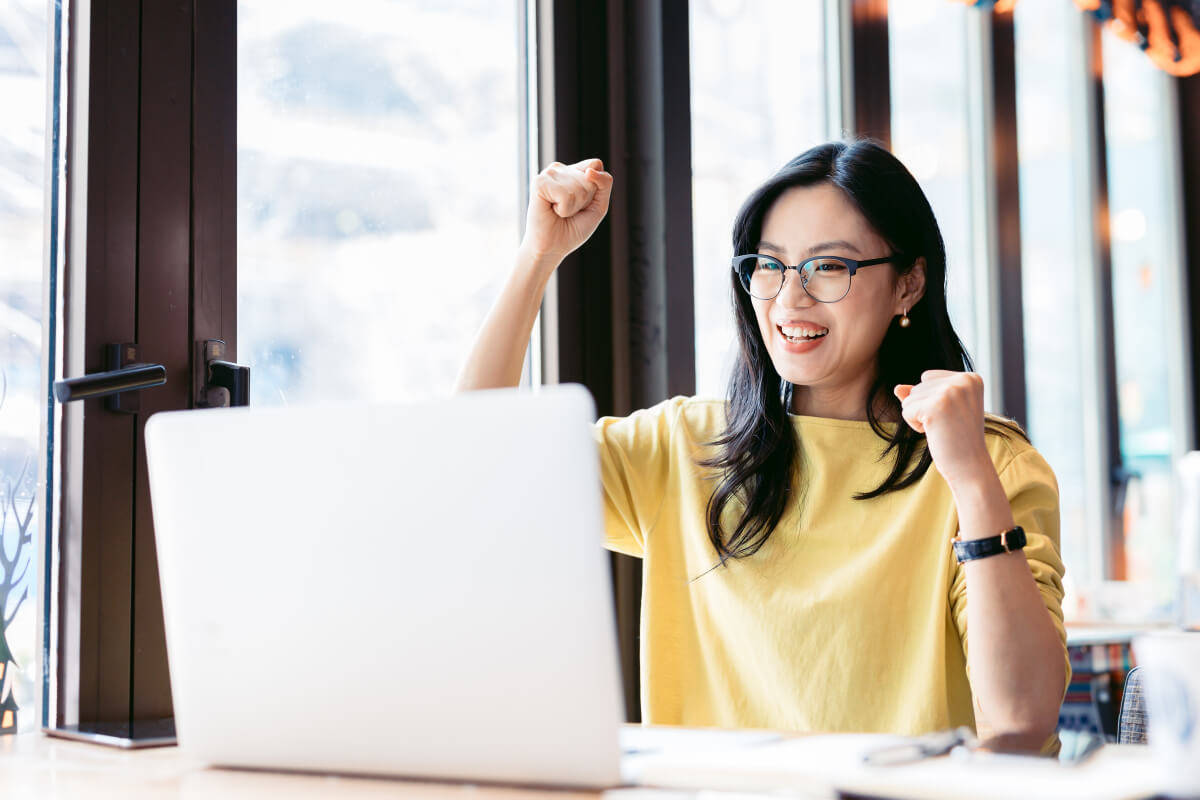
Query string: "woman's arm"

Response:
xmin=455 ymin=158 xmax=613 ymax=392
xmin=896 ymin=371 xmax=1066 ymax=748
xmin=455 ymin=249 xmax=558 ymax=391
xmin=946 ymin=458 xmax=1067 ymax=747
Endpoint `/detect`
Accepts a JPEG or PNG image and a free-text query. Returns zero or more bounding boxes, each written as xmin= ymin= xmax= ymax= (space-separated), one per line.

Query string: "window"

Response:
xmin=888 ymin=1 xmax=981 ymax=382
xmin=1013 ymin=0 xmax=1091 ymax=615
xmin=689 ymin=0 xmax=827 ymax=399
xmin=237 ymin=1 xmax=524 ymax=406
xmin=1013 ymin=6 xmax=1193 ymax=620
xmin=1101 ymin=26 xmax=1191 ymax=608
xmin=0 ymin=0 xmax=49 ymax=734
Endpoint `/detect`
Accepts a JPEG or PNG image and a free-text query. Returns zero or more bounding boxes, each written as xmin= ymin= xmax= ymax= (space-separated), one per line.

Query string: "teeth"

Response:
xmin=780 ymin=325 xmax=828 ymax=339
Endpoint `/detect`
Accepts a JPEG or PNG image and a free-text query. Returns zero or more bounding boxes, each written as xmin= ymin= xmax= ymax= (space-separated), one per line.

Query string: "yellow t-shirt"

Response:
xmin=595 ymin=395 xmax=1069 ymax=737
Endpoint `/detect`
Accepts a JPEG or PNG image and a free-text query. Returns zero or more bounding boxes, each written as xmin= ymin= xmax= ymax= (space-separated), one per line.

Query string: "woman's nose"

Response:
xmin=776 ymin=267 xmax=816 ymax=308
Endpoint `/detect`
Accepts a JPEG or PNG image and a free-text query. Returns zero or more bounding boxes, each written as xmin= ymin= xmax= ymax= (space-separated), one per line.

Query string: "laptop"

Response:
xmin=144 ymin=384 xmax=627 ymax=787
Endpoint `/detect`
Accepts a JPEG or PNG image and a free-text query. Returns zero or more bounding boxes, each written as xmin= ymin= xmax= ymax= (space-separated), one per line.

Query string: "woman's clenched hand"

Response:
xmin=894 ymin=370 xmax=994 ymax=490
xmin=520 ymin=158 xmax=614 ymax=265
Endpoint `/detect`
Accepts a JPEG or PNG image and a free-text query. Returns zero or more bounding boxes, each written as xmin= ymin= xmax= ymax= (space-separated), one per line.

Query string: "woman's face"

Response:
xmin=751 ymin=183 xmax=924 ymax=403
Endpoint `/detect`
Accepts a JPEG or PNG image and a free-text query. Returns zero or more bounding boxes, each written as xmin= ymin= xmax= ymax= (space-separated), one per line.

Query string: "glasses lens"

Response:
xmin=800 ymin=258 xmax=851 ymax=302
xmin=744 ymin=256 xmax=784 ymax=299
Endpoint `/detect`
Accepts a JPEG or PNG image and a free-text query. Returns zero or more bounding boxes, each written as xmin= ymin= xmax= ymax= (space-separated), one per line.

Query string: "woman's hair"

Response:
xmin=699 ymin=139 xmax=1024 ymax=564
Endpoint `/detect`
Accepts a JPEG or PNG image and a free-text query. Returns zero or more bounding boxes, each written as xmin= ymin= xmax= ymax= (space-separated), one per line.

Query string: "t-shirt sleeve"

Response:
xmin=593 ymin=397 xmax=681 ymax=558
xmin=948 ymin=445 xmax=1072 ymax=713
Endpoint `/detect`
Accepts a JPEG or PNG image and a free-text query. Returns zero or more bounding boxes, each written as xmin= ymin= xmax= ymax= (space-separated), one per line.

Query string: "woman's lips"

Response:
xmin=776 ymin=325 xmax=828 ymax=353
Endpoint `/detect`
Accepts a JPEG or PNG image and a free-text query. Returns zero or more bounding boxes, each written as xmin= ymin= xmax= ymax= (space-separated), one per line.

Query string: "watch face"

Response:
xmin=1004 ymin=526 xmax=1027 ymax=551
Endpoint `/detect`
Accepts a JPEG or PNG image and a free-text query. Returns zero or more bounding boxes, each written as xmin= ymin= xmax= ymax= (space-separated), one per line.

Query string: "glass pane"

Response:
xmin=1013 ymin=0 xmax=1091 ymax=617
xmin=1102 ymin=29 xmax=1181 ymax=607
xmin=0 ymin=0 xmax=48 ymax=734
xmin=888 ymin=1 xmax=978 ymax=371
xmin=238 ymin=2 xmax=522 ymax=406
xmin=689 ymin=0 xmax=826 ymax=398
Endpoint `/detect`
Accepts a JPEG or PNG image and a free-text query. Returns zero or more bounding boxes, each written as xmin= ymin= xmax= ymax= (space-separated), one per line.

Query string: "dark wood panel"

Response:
xmin=660 ymin=0 xmax=695 ymax=399
xmin=551 ymin=0 xmax=615 ymax=414
xmin=1181 ymin=74 xmax=1200 ymax=449
xmin=991 ymin=10 xmax=1027 ymax=428
xmin=1090 ymin=25 xmax=1124 ymax=580
xmin=193 ymin=0 xmax=238 ymax=362
xmin=131 ymin=0 xmax=195 ymax=720
xmin=852 ymin=0 xmax=890 ymax=146
xmin=614 ymin=0 xmax=695 ymax=408
xmin=75 ymin=0 xmax=141 ymax=724
xmin=620 ymin=0 xmax=668 ymax=408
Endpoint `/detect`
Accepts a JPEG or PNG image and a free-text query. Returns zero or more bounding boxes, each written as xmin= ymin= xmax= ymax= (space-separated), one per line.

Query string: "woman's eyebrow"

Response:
xmin=756 ymin=239 xmax=863 ymax=258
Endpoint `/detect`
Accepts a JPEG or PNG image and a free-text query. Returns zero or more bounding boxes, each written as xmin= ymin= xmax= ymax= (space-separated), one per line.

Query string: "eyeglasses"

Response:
xmin=731 ymin=252 xmax=906 ymax=303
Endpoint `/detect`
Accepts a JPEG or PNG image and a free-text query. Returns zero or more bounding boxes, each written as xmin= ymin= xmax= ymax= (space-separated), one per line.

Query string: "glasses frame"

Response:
xmin=731 ymin=252 xmax=907 ymax=303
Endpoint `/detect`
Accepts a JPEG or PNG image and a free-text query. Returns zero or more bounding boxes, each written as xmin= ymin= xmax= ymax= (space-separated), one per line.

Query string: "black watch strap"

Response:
xmin=953 ymin=525 xmax=1027 ymax=563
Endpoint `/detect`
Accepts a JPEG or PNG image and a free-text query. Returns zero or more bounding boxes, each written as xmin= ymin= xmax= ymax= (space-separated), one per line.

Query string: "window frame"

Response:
xmin=965 ymin=7 xmax=1027 ymax=425
xmin=51 ymin=0 xmax=236 ymax=728
xmin=35 ymin=0 xmax=69 ymax=730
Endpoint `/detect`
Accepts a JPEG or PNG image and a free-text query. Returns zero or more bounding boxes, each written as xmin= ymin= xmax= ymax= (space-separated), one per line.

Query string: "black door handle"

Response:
xmin=53 ymin=344 xmax=165 ymax=413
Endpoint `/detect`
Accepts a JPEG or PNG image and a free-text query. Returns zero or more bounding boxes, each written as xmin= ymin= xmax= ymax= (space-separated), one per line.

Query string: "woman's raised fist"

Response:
xmin=521 ymin=158 xmax=614 ymax=262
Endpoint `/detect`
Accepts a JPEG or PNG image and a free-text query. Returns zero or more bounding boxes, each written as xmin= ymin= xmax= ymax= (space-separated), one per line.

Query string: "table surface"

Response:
xmin=0 ymin=726 xmax=1163 ymax=800
xmin=1064 ymin=622 xmax=1175 ymax=647
xmin=1 ymin=732 xmax=606 ymax=800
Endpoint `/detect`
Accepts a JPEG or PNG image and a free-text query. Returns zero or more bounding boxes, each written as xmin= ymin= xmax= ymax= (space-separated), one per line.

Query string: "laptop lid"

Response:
xmin=144 ymin=384 xmax=625 ymax=787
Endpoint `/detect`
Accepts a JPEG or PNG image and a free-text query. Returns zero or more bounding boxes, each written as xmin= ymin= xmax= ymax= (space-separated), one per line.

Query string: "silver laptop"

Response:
xmin=144 ymin=384 xmax=626 ymax=787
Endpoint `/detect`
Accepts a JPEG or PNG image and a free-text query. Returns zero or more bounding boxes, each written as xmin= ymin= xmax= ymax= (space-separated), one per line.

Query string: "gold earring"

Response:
xmin=899 ymin=308 xmax=911 ymax=328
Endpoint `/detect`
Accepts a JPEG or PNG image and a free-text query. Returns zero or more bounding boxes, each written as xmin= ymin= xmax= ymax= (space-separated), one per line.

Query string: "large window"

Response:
xmin=1014 ymin=6 xmax=1192 ymax=620
xmin=889 ymin=1 xmax=981 ymax=381
xmin=1102 ymin=26 xmax=1190 ymax=608
xmin=689 ymin=0 xmax=827 ymax=399
xmin=1013 ymin=0 xmax=1091 ymax=616
xmin=238 ymin=1 xmax=523 ymax=406
xmin=0 ymin=0 xmax=48 ymax=734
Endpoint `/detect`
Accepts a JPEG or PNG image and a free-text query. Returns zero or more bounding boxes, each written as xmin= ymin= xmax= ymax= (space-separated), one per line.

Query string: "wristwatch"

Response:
xmin=952 ymin=525 xmax=1026 ymax=563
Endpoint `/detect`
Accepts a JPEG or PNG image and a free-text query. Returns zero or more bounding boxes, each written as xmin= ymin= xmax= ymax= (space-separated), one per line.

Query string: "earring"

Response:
xmin=899 ymin=308 xmax=911 ymax=328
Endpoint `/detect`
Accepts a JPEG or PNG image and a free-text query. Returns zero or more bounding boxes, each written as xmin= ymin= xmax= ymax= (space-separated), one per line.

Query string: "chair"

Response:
xmin=1117 ymin=666 xmax=1147 ymax=744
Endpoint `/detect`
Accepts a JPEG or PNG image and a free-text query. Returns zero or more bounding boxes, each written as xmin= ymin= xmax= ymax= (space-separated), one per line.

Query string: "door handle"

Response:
xmin=53 ymin=343 xmax=166 ymax=413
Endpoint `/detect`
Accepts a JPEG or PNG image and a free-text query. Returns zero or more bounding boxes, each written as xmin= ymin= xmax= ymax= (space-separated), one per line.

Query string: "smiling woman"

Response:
xmin=700 ymin=142 xmax=1006 ymax=561
xmin=458 ymin=139 xmax=1070 ymax=751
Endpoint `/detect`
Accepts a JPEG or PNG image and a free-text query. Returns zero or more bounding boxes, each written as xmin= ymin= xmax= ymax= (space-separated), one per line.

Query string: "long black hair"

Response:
xmin=699 ymin=139 xmax=1024 ymax=564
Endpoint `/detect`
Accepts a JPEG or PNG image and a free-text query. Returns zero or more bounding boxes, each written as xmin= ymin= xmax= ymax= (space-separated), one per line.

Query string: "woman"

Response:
xmin=457 ymin=140 xmax=1069 ymax=752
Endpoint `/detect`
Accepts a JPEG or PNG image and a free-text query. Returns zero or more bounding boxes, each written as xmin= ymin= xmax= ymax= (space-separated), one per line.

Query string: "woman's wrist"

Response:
xmin=940 ymin=448 xmax=997 ymax=494
xmin=515 ymin=241 xmax=565 ymax=279
xmin=946 ymin=458 xmax=1015 ymax=542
